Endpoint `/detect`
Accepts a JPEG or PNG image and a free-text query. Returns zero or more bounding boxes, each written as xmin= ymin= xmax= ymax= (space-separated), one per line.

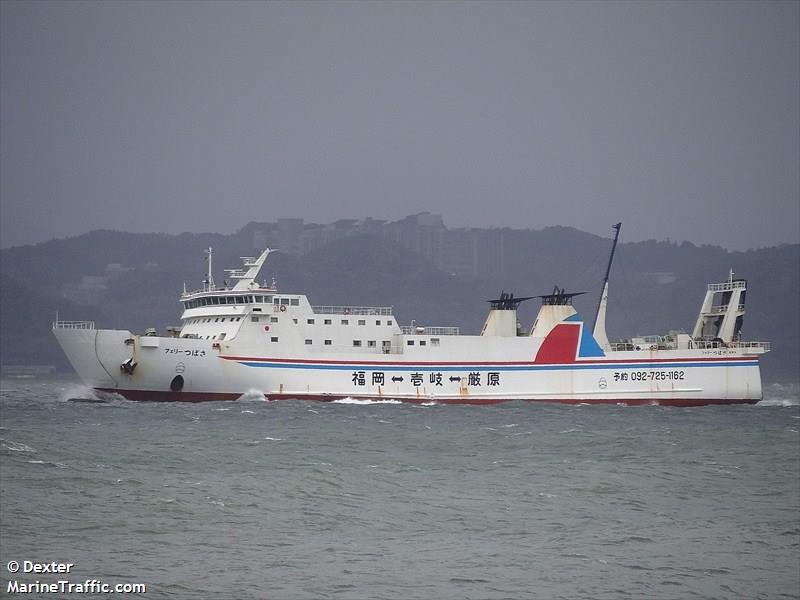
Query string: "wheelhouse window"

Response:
xmin=367 ymin=340 xmax=376 ymax=348
xmin=407 ymin=340 xmax=414 ymax=346
xmin=324 ymin=339 xmax=332 ymax=345
xmin=290 ymin=298 xmax=299 ymax=306
xmin=341 ymin=319 xmax=349 ymax=325
xmin=307 ymin=319 xmax=315 ymax=325
xmin=305 ymin=339 xmax=312 ymax=345
xmin=353 ymin=340 xmax=362 ymax=347
xmin=358 ymin=319 xmax=366 ymax=326
xmin=270 ymin=337 xmax=279 ymax=342
xmin=324 ymin=319 xmax=332 ymax=325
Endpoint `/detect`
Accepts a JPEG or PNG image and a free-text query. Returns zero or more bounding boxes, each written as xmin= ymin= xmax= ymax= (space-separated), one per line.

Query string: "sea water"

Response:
xmin=1 ymin=377 xmax=798 ymax=599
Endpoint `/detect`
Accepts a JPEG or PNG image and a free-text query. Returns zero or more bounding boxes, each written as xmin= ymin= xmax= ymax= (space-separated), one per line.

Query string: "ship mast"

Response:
xmin=592 ymin=222 xmax=621 ymax=350
xmin=204 ymin=247 xmax=215 ymax=291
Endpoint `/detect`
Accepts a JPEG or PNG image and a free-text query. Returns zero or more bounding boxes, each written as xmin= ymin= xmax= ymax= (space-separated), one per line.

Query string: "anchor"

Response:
xmin=120 ymin=358 xmax=137 ymax=375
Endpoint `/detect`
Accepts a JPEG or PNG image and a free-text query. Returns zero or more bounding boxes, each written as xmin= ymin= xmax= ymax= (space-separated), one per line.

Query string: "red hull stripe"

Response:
xmin=95 ymin=388 xmax=759 ymax=407
xmin=96 ymin=388 xmax=243 ymax=403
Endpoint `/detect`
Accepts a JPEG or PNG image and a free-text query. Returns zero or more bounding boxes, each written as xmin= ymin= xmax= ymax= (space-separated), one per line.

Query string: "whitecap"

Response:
xmin=27 ymin=459 xmax=66 ymax=468
xmin=58 ymin=384 xmax=111 ymax=403
xmin=2 ymin=440 xmax=35 ymax=453
xmin=333 ymin=397 xmax=402 ymax=405
xmin=757 ymin=398 xmax=800 ymax=407
xmin=263 ymin=437 xmax=283 ymax=441
xmin=237 ymin=389 xmax=268 ymax=402
xmin=240 ymin=409 xmax=255 ymax=414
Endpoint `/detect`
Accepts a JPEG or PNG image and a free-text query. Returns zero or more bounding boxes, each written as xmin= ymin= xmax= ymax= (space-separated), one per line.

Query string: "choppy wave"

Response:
xmin=759 ymin=382 xmax=800 ymax=406
xmin=237 ymin=389 xmax=268 ymax=402
xmin=333 ymin=397 xmax=403 ymax=405
xmin=2 ymin=440 xmax=35 ymax=452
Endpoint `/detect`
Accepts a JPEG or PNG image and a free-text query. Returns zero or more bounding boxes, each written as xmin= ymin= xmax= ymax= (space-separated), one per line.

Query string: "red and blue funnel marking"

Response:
xmin=534 ymin=314 xmax=605 ymax=364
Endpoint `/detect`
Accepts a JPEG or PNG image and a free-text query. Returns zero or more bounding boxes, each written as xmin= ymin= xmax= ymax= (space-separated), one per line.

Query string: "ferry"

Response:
xmin=53 ymin=226 xmax=770 ymax=405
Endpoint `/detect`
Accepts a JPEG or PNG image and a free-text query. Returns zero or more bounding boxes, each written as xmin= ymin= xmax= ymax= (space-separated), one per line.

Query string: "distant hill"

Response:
xmin=1 ymin=226 xmax=797 ymax=381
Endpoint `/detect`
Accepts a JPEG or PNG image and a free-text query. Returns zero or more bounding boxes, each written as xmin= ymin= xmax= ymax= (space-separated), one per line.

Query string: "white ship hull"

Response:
xmin=53 ymin=324 xmax=764 ymax=406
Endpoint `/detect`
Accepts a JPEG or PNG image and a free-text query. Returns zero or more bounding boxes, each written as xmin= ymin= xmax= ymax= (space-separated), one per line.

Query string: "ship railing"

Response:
xmin=707 ymin=280 xmax=746 ymax=291
xmin=609 ymin=341 xmax=673 ymax=351
xmin=400 ymin=326 xmax=460 ymax=336
xmin=632 ymin=335 xmax=665 ymax=344
xmin=312 ymin=306 xmax=393 ymax=316
xmin=692 ymin=340 xmax=771 ymax=351
xmin=52 ymin=320 xmax=96 ymax=330
xmin=709 ymin=304 xmax=746 ymax=314
xmin=727 ymin=341 xmax=771 ymax=351
xmin=181 ymin=285 xmax=277 ymax=298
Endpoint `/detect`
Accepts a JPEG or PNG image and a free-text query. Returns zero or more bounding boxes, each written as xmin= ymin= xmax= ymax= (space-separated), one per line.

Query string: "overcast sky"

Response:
xmin=1 ymin=1 xmax=798 ymax=250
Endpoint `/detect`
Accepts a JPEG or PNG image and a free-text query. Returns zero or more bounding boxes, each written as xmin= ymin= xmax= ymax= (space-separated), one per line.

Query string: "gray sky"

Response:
xmin=1 ymin=1 xmax=798 ymax=250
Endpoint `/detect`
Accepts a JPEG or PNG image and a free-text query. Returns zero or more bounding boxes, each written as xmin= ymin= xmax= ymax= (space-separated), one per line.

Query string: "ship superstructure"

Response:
xmin=53 ymin=232 xmax=770 ymax=406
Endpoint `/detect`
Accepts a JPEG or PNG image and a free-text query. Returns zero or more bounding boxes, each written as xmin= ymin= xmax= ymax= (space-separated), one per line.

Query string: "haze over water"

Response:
xmin=1 ymin=377 xmax=798 ymax=599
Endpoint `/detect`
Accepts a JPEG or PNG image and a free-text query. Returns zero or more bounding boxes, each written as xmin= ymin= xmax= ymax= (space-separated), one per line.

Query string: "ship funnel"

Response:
xmin=530 ymin=287 xmax=585 ymax=338
xmin=480 ymin=291 xmax=534 ymax=337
